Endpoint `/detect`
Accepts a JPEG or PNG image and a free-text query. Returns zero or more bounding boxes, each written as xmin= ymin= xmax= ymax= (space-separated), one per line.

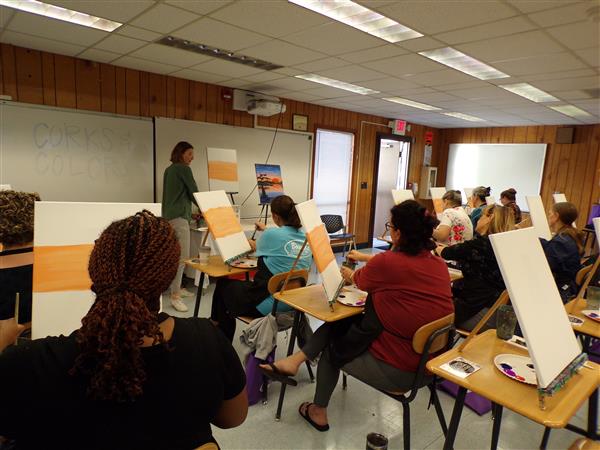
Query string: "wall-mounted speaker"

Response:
xmin=555 ymin=127 xmax=574 ymax=144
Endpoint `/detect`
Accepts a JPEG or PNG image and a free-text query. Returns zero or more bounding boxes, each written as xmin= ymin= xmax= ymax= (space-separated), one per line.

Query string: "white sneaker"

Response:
xmin=170 ymin=297 xmax=189 ymax=312
xmin=179 ymin=288 xmax=195 ymax=297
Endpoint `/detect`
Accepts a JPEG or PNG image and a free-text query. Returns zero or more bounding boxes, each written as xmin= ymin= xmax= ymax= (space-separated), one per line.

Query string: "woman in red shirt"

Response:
xmin=261 ymin=200 xmax=453 ymax=432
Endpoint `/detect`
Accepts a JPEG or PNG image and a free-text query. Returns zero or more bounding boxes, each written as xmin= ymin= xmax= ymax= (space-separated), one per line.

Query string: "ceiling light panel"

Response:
xmin=295 ymin=74 xmax=379 ymax=95
xmin=499 ymin=82 xmax=559 ymax=102
xmin=288 ymin=0 xmax=423 ymax=43
xmin=382 ymin=97 xmax=441 ymax=111
xmin=442 ymin=112 xmax=486 ymax=122
xmin=549 ymin=105 xmax=592 ymax=118
xmin=0 ymin=0 xmax=122 ymax=31
xmin=419 ymin=47 xmax=509 ymax=80
xmin=157 ymin=36 xmax=283 ymax=71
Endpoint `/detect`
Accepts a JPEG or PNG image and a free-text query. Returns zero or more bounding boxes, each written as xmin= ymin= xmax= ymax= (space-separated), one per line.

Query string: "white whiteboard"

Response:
xmin=0 ymin=101 xmax=154 ymax=202
xmin=155 ymin=118 xmax=313 ymax=219
xmin=446 ymin=143 xmax=547 ymax=211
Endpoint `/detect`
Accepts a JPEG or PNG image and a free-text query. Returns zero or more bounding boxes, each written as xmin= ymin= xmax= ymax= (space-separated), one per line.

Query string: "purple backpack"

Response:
xmin=245 ymin=348 xmax=276 ymax=406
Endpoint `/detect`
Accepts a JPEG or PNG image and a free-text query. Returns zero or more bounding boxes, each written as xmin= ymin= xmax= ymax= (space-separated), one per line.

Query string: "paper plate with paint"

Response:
xmin=494 ymin=354 xmax=537 ymax=385
xmin=337 ymin=285 xmax=368 ymax=307
xmin=229 ymin=258 xmax=258 ymax=269
xmin=582 ymin=310 xmax=600 ymax=322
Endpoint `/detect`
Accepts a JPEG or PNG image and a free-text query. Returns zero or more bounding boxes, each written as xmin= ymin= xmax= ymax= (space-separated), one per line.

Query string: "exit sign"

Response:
xmin=391 ymin=119 xmax=407 ymax=135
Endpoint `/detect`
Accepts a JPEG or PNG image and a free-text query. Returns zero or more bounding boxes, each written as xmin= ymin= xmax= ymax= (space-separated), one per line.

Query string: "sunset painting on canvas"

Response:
xmin=255 ymin=164 xmax=285 ymax=204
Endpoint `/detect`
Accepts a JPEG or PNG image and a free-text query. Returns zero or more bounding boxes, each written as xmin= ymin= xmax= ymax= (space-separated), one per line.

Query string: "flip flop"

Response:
xmin=259 ymin=362 xmax=298 ymax=386
xmin=298 ymin=402 xmax=329 ymax=432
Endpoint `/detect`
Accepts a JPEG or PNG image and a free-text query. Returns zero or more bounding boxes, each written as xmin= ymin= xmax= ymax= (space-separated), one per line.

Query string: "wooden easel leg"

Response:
xmin=458 ymin=291 xmax=509 ymax=352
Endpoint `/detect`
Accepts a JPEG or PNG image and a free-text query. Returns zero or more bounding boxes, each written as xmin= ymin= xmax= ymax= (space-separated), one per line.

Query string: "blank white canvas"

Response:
xmin=391 ymin=189 xmax=414 ymax=205
xmin=430 ymin=187 xmax=446 ymax=199
xmin=0 ymin=184 xmax=11 ymax=190
xmin=526 ymin=195 xmax=552 ymax=240
xmin=553 ymin=193 xmax=567 ymax=203
xmin=207 ymin=147 xmax=239 ymax=193
xmin=489 ymin=228 xmax=581 ymax=388
xmin=594 ymin=217 xmax=600 ymax=241
xmin=486 ymin=195 xmax=496 ymax=206
xmin=463 ymin=187 xmax=474 ymax=204
xmin=446 ymin=143 xmax=547 ymax=211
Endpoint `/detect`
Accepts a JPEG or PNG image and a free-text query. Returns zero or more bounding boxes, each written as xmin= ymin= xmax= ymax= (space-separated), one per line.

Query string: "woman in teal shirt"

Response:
xmin=469 ymin=186 xmax=491 ymax=230
xmin=210 ymin=195 xmax=311 ymax=341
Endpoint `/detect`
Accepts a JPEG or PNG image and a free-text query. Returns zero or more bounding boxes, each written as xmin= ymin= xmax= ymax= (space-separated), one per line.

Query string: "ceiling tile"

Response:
xmin=379 ymin=1 xmax=517 ymax=35
xmin=240 ymin=71 xmax=286 ymax=83
xmin=273 ymin=67 xmax=304 ymax=77
xmin=448 ymin=86 xmax=518 ymax=100
xmin=116 ymin=25 xmax=162 ymax=42
xmin=292 ymin=57 xmax=350 ymax=73
xmin=129 ymin=43 xmax=211 ymax=67
xmin=170 ymin=68 xmax=231 ymax=84
xmin=280 ymin=91 xmax=325 ymax=102
xmin=7 ymin=11 xmax=107 ymax=47
xmin=435 ymin=80 xmax=490 ymax=90
xmin=210 ymin=0 xmax=329 ymax=38
xmin=407 ymin=91 xmax=459 ymax=103
xmin=434 ymin=16 xmax=535 ymax=45
xmin=509 ymin=1 xmax=581 ymax=14
xmin=166 ymin=0 xmax=233 ymax=15
xmin=456 ymin=30 xmax=565 ymax=63
xmin=77 ymin=48 xmax=120 ymax=63
xmin=524 ymin=68 xmax=597 ymax=81
xmin=112 ymin=55 xmax=180 ymax=74
xmin=95 ymin=35 xmax=147 ymax=54
xmin=576 ymin=47 xmax=600 ymax=67
xmin=0 ymin=30 xmax=85 ymax=56
xmin=257 ymin=76 xmax=323 ymax=91
xmin=550 ymin=89 xmax=596 ymax=100
xmin=493 ymin=52 xmax=587 ymax=76
xmin=173 ymin=17 xmax=270 ymax=52
xmin=339 ymin=44 xmax=408 ymax=64
xmin=0 ymin=6 xmax=15 ymax=29
xmin=283 ymin=22 xmax=384 ymax=56
xmin=359 ymin=77 xmax=421 ymax=91
xmin=398 ymin=37 xmax=446 ymax=52
xmin=410 ymin=69 xmax=477 ymax=86
xmin=570 ymin=98 xmax=600 ymax=115
xmin=241 ymin=40 xmax=326 ymax=66
xmin=546 ymin=21 xmax=600 ymax=50
xmin=191 ymin=58 xmax=265 ymax=77
xmin=219 ymin=78 xmax=255 ymax=89
xmin=130 ymin=3 xmax=199 ymax=34
xmin=531 ymin=75 xmax=600 ymax=91
xmin=528 ymin=2 xmax=597 ymax=27
xmin=301 ymin=86 xmax=363 ymax=98
xmin=46 ymin=0 xmax=155 ymax=23
xmin=367 ymin=53 xmax=443 ymax=77
xmin=315 ymin=65 xmax=387 ymax=83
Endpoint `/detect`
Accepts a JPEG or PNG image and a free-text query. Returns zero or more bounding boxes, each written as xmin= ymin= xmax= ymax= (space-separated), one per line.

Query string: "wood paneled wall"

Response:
xmin=438 ymin=125 xmax=600 ymax=229
xmin=0 ymin=43 xmax=443 ymax=244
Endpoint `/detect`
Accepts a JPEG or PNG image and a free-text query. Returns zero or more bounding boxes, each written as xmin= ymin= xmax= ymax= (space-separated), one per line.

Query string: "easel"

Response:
xmin=251 ymin=203 xmax=270 ymax=240
xmin=227 ymin=192 xmax=237 ymax=204
xmin=568 ymin=256 xmax=600 ymax=314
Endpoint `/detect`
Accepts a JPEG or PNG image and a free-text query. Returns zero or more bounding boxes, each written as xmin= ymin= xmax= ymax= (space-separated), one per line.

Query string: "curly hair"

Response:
xmin=0 ymin=190 xmax=41 ymax=246
xmin=391 ymin=200 xmax=438 ymax=255
xmin=70 ymin=210 xmax=180 ymax=402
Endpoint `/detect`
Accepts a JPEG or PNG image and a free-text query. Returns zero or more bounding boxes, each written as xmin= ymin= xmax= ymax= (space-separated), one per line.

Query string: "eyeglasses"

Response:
xmin=385 ymin=222 xmax=395 ymax=231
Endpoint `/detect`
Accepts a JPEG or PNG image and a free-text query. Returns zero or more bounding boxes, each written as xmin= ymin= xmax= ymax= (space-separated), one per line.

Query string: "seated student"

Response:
xmin=0 ymin=211 xmax=247 ymax=450
xmin=543 ymin=202 xmax=583 ymax=302
xmin=210 ymin=195 xmax=311 ymax=342
xmin=0 ymin=190 xmax=40 ymax=326
xmin=500 ymin=188 xmax=522 ymax=223
xmin=469 ymin=186 xmax=491 ymax=229
xmin=261 ymin=201 xmax=453 ymax=432
xmin=438 ymin=204 xmax=515 ymax=331
xmin=432 ymin=190 xmax=473 ymax=246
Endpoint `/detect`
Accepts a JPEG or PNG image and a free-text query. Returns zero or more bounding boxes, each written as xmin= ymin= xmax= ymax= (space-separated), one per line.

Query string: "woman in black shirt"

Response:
xmin=0 ymin=211 xmax=247 ymax=450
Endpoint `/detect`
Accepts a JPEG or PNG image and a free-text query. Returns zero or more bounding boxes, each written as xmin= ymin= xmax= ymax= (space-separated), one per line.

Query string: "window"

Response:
xmin=312 ymin=129 xmax=354 ymax=223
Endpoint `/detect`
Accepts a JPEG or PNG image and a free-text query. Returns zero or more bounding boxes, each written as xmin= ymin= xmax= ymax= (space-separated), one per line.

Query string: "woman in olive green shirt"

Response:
xmin=162 ymin=141 xmax=199 ymax=312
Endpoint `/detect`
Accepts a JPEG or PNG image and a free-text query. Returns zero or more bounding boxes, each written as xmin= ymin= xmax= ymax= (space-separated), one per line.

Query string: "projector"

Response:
xmin=247 ymin=99 xmax=286 ymax=117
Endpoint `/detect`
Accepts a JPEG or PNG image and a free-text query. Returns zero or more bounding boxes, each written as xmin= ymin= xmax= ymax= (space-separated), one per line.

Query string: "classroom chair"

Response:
xmin=320 ymin=214 xmax=355 ymax=257
xmin=194 ymin=442 xmax=218 ymax=450
xmin=343 ymin=313 xmax=455 ymax=450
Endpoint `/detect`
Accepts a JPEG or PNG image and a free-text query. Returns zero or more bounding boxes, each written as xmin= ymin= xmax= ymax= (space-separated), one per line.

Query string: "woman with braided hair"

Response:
xmin=0 ymin=211 xmax=247 ymax=450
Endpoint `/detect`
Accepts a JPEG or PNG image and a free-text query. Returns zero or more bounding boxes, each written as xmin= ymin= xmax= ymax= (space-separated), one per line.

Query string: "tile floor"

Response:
xmin=163 ymin=250 xmax=594 ymax=450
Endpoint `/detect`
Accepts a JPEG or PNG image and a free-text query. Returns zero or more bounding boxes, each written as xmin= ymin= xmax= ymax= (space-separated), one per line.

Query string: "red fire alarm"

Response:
xmin=221 ymin=88 xmax=233 ymax=101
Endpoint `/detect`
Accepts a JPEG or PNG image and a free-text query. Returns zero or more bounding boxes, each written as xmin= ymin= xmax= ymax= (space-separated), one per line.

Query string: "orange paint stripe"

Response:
xmin=306 ymin=224 xmax=335 ymax=274
xmin=433 ymin=198 xmax=444 ymax=214
xmin=203 ymin=206 xmax=243 ymax=239
xmin=33 ymin=244 xmax=94 ymax=292
xmin=208 ymin=161 xmax=238 ymax=182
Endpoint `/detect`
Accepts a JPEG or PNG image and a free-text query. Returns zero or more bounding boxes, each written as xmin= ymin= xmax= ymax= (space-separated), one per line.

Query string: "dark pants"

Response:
xmin=303 ymin=323 xmax=418 ymax=407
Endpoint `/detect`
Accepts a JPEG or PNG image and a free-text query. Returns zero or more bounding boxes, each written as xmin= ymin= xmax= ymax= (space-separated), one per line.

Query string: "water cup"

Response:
xmin=366 ymin=433 xmax=388 ymax=450
xmin=586 ymin=286 xmax=600 ymax=310
xmin=198 ymin=246 xmax=211 ymax=265
xmin=496 ymin=305 xmax=518 ymax=340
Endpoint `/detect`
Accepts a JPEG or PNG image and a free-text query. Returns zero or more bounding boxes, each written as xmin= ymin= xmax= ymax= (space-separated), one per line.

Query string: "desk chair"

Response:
xmin=320 ymin=215 xmax=355 ymax=257
xmin=576 ymin=264 xmax=595 ymax=289
xmin=343 ymin=313 xmax=455 ymax=450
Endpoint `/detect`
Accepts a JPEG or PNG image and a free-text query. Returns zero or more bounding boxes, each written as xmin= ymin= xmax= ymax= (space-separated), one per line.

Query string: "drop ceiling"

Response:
xmin=0 ymin=0 xmax=598 ymax=128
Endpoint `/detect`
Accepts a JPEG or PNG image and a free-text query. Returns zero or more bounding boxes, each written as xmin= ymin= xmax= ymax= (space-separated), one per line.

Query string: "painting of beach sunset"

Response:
xmin=255 ymin=163 xmax=285 ymax=204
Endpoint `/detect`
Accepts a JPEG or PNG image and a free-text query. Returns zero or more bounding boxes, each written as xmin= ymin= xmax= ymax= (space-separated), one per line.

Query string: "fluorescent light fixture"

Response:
xmin=0 ymin=0 xmax=122 ymax=31
xmin=383 ymin=97 xmax=441 ymax=111
xmin=419 ymin=47 xmax=509 ymax=80
xmin=295 ymin=74 xmax=379 ymax=95
xmin=288 ymin=0 xmax=422 ymax=43
xmin=499 ymin=83 xmax=559 ymax=103
xmin=442 ymin=112 xmax=485 ymax=122
xmin=549 ymin=105 xmax=592 ymax=118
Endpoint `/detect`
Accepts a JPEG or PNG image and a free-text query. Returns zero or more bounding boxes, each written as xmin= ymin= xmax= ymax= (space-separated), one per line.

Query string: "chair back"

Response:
xmin=412 ymin=313 xmax=455 ymax=355
xmin=320 ymin=214 xmax=345 ymax=234
xmin=195 ymin=442 xmax=218 ymax=450
xmin=267 ymin=269 xmax=309 ymax=295
xmin=576 ymin=264 xmax=593 ymax=287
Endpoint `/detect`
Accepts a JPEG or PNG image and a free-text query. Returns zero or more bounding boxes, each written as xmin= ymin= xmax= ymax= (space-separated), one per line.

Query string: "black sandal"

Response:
xmin=299 ymin=402 xmax=329 ymax=432
xmin=259 ymin=362 xmax=298 ymax=386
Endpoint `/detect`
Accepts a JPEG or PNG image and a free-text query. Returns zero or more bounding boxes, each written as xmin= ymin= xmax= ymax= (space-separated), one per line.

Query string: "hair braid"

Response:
xmin=70 ymin=211 xmax=180 ymax=402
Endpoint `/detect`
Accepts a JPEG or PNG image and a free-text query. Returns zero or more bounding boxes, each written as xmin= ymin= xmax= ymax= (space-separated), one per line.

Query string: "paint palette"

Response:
xmin=494 ymin=354 xmax=537 ymax=385
xmin=581 ymin=310 xmax=600 ymax=322
xmin=229 ymin=258 xmax=258 ymax=269
xmin=337 ymin=285 xmax=368 ymax=307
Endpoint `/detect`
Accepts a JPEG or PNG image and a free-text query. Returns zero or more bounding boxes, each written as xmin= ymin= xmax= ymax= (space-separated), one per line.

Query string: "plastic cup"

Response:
xmin=366 ymin=433 xmax=388 ymax=450
xmin=586 ymin=286 xmax=600 ymax=310
xmin=198 ymin=246 xmax=211 ymax=265
xmin=496 ymin=305 xmax=518 ymax=340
